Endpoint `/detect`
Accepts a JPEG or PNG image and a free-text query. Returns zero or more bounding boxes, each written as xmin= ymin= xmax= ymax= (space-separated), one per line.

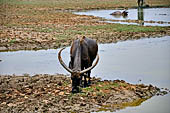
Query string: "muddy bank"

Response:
xmin=1 ymin=0 xmax=170 ymax=52
xmin=0 ymin=74 xmax=168 ymax=113
xmin=107 ymin=19 xmax=170 ymax=26
xmin=0 ymin=29 xmax=169 ymax=52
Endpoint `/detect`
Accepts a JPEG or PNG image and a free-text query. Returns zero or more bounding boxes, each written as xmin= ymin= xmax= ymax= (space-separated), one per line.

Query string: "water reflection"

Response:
xmin=74 ymin=8 xmax=170 ymax=26
xmin=138 ymin=7 xmax=144 ymax=25
xmin=96 ymin=98 xmax=148 ymax=112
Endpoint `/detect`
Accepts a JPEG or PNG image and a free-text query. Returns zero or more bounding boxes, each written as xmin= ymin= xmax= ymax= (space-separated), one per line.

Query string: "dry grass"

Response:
xmin=0 ymin=0 xmax=170 ymax=50
xmin=1 ymin=0 xmax=170 ymax=10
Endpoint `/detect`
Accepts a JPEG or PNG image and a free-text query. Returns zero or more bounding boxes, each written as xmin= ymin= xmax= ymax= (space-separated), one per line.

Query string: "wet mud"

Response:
xmin=0 ymin=74 xmax=168 ymax=113
xmin=0 ymin=30 xmax=169 ymax=52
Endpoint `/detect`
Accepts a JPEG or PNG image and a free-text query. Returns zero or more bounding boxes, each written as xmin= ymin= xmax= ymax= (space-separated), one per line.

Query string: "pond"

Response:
xmin=74 ymin=8 xmax=170 ymax=26
xmin=0 ymin=36 xmax=170 ymax=113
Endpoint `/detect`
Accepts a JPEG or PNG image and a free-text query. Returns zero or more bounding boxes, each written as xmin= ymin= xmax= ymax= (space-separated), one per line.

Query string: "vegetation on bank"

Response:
xmin=0 ymin=74 xmax=164 ymax=112
xmin=0 ymin=0 xmax=170 ymax=51
xmin=1 ymin=0 xmax=170 ymax=10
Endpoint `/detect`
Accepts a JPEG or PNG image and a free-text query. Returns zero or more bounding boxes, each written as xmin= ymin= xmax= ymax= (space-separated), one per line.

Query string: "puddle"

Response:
xmin=0 ymin=36 xmax=170 ymax=113
xmin=74 ymin=8 xmax=170 ymax=26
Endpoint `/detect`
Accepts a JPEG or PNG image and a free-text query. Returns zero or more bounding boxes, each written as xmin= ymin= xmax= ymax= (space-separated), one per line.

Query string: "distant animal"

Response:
xmin=110 ymin=10 xmax=128 ymax=17
xmin=58 ymin=36 xmax=99 ymax=93
xmin=137 ymin=0 xmax=143 ymax=7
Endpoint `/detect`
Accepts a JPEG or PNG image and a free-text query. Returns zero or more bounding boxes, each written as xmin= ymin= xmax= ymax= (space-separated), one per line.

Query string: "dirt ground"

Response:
xmin=0 ymin=0 xmax=170 ymax=51
xmin=0 ymin=74 xmax=169 ymax=113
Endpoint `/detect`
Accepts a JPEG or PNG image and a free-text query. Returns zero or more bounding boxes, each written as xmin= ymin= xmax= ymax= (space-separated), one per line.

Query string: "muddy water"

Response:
xmin=74 ymin=8 xmax=170 ymax=26
xmin=95 ymin=36 xmax=170 ymax=113
xmin=0 ymin=36 xmax=170 ymax=112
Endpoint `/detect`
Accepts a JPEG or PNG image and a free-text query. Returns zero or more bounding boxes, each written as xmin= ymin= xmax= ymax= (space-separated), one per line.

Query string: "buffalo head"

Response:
xmin=58 ymin=46 xmax=99 ymax=93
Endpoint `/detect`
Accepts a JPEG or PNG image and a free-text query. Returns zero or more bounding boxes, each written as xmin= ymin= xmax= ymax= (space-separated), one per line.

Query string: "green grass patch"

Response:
xmin=77 ymin=24 xmax=165 ymax=34
xmin=83 ymin=87 xmax=94 ymax=92
xmin=82 ymin=81 xmax=128 ymax=94
xmin=9 ymin=39 xmax=16 ymax=44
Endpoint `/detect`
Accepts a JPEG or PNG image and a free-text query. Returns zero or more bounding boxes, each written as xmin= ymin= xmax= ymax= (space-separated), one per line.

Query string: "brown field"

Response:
xmin=0 ymin=0 xmax=170 ymax=51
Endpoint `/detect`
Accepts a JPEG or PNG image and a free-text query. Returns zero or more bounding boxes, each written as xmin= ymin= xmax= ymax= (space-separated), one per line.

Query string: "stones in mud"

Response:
xmin=157 ymin=91 xmax=168 ymax=96
xmin=0 ymin=74 xmax=168 ymax=113
xmin=156 ymin=88 xmax=169 ymax=96
xmin=7 ymin=103 xmax=17 ymax=107
xmin=134 ymin=84 xmax=158 ymax=98
xmin=0 ymin=47 xmax=7 ymax=51
xmin=1 ymin=26 xmax=170 ymax=51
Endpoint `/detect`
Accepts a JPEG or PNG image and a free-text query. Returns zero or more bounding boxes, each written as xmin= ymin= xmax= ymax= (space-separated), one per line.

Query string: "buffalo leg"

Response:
xmin=81 ymin=65 xmax=87 ymax=87
xmin=83 ymin=73 xmax=88 ymax=87
xmin=83 ymin=63 xmax=91 ymax=87
xmin=80 ymin=74 xmax=83 ymax=87
xmin=87 ymin=70 xmax=91 ymax=86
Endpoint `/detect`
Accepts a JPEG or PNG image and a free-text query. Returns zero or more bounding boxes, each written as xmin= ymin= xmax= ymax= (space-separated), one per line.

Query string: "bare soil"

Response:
xmin=1 ymin=0 xmax=170 ymax=51
xmin=0 ymin=74 xmax=169 ymax=113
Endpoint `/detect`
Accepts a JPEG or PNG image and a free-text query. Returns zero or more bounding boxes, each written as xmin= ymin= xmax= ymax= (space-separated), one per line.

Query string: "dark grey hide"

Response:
xmin=69 ymin=37 xmax=98 ymax=93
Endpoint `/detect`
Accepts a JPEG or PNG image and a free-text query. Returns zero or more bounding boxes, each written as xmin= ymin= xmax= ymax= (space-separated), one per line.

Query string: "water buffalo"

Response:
xmin=110 ymin=10 xmax=128 ymax=17
xmin=58 ymin=36 xmax=99 ymax=93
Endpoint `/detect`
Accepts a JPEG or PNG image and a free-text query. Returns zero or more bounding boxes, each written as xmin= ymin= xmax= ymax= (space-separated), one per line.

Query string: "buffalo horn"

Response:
xmin=58 ymin=48 xmax=73 ymax=73
xmin=80 ymin=54 xmax=99 ymax=74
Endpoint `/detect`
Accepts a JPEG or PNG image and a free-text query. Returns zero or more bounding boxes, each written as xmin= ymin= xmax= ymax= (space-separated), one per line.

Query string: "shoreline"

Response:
xmin=0 ymin=31 xmax=169 ymax=52
xmin=1 ymin=2 xmax=170 ymax=52
xmin=0 ymin=74 xmax=169 ymax=113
